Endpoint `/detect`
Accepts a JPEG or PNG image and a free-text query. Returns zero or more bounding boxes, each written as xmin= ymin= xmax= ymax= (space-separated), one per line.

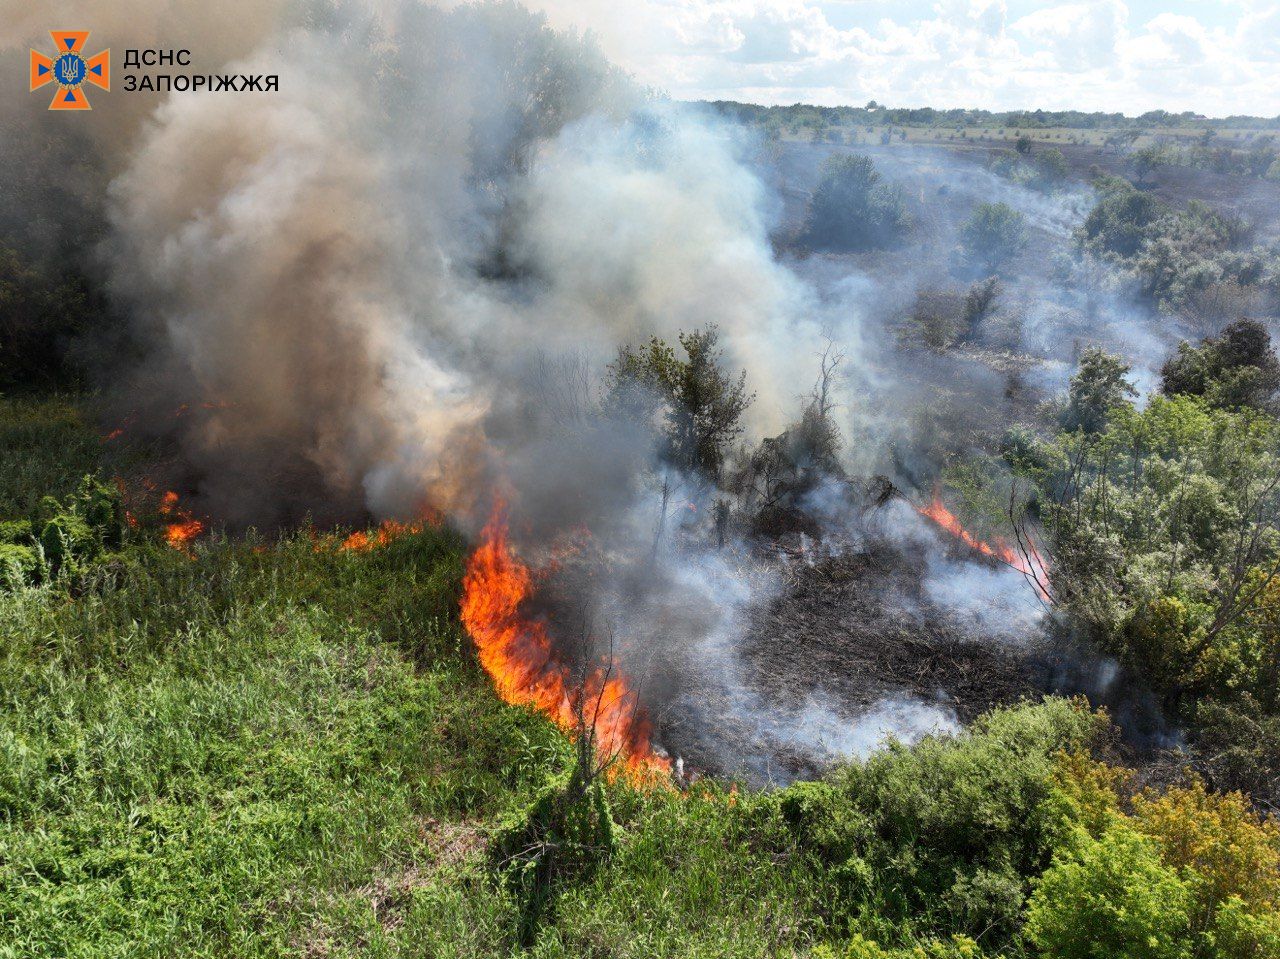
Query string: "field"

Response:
xmin=11 ymin=395 xmax=1263 ymax=959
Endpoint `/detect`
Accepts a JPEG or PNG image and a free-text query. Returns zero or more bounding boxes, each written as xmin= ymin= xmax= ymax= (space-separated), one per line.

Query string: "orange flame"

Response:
xmin=337 ymin=520 xmax=419 ymax=552
xmin=159 ymin=491 xmax=205 ymax=550
xmin=321 ymin=509 xmax=444 ymax=553
xmin=461 ymin=507 xmax=671 ymax=782
xmin=917 ymin=490 xmax=1051 ymax=602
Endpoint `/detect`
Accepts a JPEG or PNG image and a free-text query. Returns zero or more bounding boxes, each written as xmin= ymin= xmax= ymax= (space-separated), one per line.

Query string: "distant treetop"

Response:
xmin=694 ymin=100 xmax=1280 ymax=132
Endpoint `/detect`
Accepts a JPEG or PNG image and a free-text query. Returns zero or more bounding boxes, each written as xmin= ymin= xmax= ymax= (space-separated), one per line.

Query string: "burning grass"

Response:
xmin=461 ymin=507 xmax=671 ymax=782
xmin=917 ymin=488 xmax=1052 ymax=602
xmin=158 ymin=490 xmax=205 ymax=550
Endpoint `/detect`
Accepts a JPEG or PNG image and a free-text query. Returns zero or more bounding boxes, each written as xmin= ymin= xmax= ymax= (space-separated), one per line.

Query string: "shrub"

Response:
xmin=959 ymin=203 xmax=1025 ymax=274
xmin=804 ymin=153 xmax=911 ymax=251
xmin=1130 ymin=781 xmax=1280 ymax=932
xmin=12 ymin=475 xmax=126 ymax=583
xmin=1024 ymin=822 xmax=1194 ymax=959
xmin=777 ymin=699 xmax=1106 ymax=945
xmin=1079 ymin=179 xmax=1166 ymax=258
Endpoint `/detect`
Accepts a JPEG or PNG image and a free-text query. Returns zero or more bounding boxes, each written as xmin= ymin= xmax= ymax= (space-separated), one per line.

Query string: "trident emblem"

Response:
xmin=30 ymin=31 xmax=110 ymax=111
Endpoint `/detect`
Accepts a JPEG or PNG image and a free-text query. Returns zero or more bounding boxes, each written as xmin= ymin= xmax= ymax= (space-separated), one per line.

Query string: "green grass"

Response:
xmin=0 ymin=396 xmax=832 ymax=957
xmin=0 ymin=395 xmax=103 ymax=519
xmin=0 ymin=395 xmax=1141 ymax=958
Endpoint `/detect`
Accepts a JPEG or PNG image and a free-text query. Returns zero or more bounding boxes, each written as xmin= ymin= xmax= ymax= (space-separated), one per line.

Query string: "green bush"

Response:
xmin=772 ymin=699 xmax=1105 ymax=945
xmin=959 ymin=203 xmax=1025 ymax=274
xmin=33 ymin=475 xmax=124 ymax=580
xmin=803 ymin=153 xmax=912 ymax=251
xmin=1024 ymin=823 xmax=1194 ymax=958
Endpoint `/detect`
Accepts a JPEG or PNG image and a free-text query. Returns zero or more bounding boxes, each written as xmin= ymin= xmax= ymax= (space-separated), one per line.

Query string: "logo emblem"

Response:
xmin=30 ymin=31 xmax=109 ymax=111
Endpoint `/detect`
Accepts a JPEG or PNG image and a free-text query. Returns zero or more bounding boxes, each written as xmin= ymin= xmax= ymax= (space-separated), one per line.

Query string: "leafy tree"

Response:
xmin=959 ymin=203 xmax=1025 ymax=274
xmin=1079 ymin=178 xmax=1167 ymax=257
xmin=1161 ymin=319 xmax=1280 ymax=412
xmin=1132 ymin=144 xmax=1169 ymax=185
xmin=803 ymin=153 xmax=911 ymax=251
xmin=1061 ymin=346 xmax=1137 ymax=433
xmin=605 ymin=326 xmax=753 ymax=480
xmin=1017 ymin=393 xmax=1280 ymax=720
xmin=1034 ymin=147 xmax=1069 ymax=186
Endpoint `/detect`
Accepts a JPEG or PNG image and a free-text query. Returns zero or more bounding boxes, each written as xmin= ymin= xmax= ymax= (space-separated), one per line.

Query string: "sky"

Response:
xmin=529 ymin=0 xmax=1280 ymax=117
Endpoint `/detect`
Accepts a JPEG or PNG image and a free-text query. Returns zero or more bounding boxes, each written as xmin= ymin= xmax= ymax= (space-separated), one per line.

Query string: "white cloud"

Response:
xmin=527 ymin=0 xmax=1280 ymax=116
xmin=1011 ymin=1 xmax=1127 ymax=72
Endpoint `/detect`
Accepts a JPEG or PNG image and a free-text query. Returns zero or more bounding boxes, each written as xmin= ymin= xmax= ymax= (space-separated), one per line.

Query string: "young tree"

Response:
xmin=960 ymin=202 xmax=1026 ymax=275
xmin=803 ymin=153 xmax=911 ymax=251
xmin=605 ymin=326 xmax=753 ymax=481
xmin=1061 ymin=347 xmax=1137 ymax=433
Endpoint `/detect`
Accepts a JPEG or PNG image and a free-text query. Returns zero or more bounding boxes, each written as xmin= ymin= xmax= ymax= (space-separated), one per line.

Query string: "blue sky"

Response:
xmin=533 ymin=0 xmax=1280 ymax=117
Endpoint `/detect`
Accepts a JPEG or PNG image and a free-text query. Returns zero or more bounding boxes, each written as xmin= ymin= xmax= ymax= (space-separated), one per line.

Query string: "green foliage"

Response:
xmin=33 ymin=474 xmax=124 ymax=581
xmin=1034 ymin=147 xmax=1069 ymax=185
xmin=815 ymin=933 xmax=987 ymax=958
xmin=1080 ymin=177 xmax=1168 ymax=257
xmin=1162 ymin=319 xmax=1280 ymax=412
xmin=1061 ymin=346 xmax=1138 ymax=433
xmin=493 ymin=760 xmax=618 ymax=945
xmin=771 ymin=699 xmax=1105 ymax=946
xmin=606 ymin=326 xmax=753 ymax=480
xmin=804 ymin=153 xmax=912 ymax=251
xmin=1195 ymin=697 xmax=1280 ymax=808
xmin=1024 ymin=822 xmax=1194 ymax=958
xmin=959 ymin=203 xmax=1025 ymax=275
xmin=0 ymin=397 xmax=102 ymax=520
xmin=1076 ymin=178 xmax=1275 ymax=315
xmin=1019 ymin=394 xmax=1280 ymax=707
